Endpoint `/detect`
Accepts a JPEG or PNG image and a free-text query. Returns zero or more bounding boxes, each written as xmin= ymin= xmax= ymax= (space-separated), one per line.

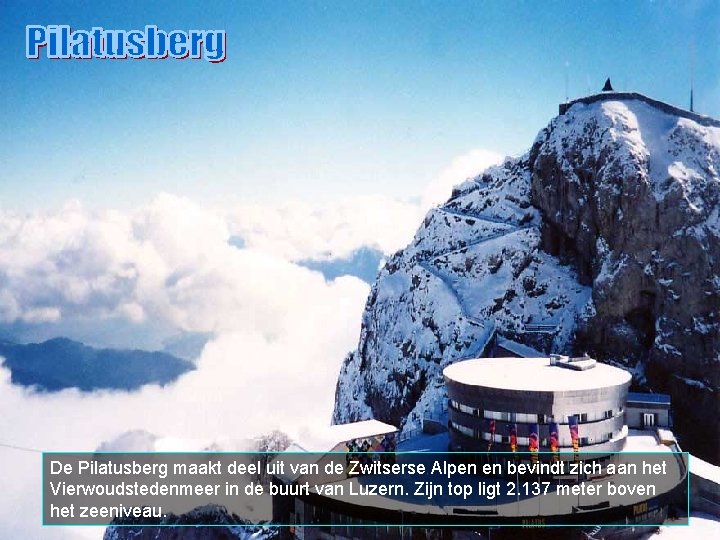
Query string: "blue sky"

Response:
xmin=1 ymin=0 xmax=718 ymax=210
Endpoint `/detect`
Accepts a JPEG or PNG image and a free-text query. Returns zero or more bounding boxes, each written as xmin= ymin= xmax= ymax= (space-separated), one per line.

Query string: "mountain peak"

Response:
xmin=333 ymin=91 xmax=720 ymax=462
xmin=558 ymin=90 xmax=720 ymax=129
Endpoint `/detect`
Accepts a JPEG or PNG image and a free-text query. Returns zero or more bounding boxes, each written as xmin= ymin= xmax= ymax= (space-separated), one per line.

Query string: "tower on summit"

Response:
xmin=602 ymin=78 xmax=614 ymax=92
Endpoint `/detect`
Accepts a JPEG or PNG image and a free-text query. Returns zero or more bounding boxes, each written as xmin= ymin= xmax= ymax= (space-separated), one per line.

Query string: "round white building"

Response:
xmin=443 ymin=355 xmax=632 ymax=453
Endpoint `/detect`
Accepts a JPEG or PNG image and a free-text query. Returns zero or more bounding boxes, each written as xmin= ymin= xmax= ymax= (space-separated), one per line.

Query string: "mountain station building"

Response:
xmin=273 ymin=355 xmax=688 ymax=540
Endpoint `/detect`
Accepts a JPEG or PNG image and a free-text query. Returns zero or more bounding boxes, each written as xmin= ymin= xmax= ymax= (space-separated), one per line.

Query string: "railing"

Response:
xmin=423 ymin=401 xmax=448 ymax=421
xmin=397 ymin=427 xmax=421 ymax=443
xmin=523 ymin=323 xmax=559 ymax=333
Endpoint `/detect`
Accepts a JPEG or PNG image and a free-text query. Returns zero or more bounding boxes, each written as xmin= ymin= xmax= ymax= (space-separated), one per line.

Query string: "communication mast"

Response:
xmin=689 ymin=39 xmax=696 ymax=112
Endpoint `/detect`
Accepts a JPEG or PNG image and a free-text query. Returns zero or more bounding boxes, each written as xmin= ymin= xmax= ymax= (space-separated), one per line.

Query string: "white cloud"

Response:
xmin=0 ymin=194 xmax=370 ymax=538
xmin=0 ymin=147 xmax=503 ymax=537
xmin=0 ymin=285 xmax=367 ymax=535
xmin=421 ymin=148 xmax=504 ymax=210
xmin=0 ymin=194 xmax=374 ymax=338
xmin=224 ymin=149 xmax=503 ymax=264
xmin=226 ymin=195 xmax=423 ymax=261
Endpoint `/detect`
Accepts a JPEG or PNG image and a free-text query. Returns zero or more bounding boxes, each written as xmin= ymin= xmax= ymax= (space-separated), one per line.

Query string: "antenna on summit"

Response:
xmin=564 ymin=61 xmax=570 ymax=102
xmin=690 ymin=79 xmax=694 ymax=113
xmin=689 ymin=38 xmax=696 ymax=112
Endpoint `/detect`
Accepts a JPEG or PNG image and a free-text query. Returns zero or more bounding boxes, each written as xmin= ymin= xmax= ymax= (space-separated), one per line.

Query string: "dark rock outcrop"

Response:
xmin=103 ymin=504 xmax=271 ymax=540
xmin=531 ymin=99 xmax=720 ymax=459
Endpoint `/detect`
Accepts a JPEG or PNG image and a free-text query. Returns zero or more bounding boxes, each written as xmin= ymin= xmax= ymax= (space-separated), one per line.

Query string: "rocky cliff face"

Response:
xmin=333 ymin=95 xmax=720 ymax=462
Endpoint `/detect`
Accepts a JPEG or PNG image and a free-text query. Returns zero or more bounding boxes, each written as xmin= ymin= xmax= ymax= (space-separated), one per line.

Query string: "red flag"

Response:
xmin=550 ymin=422 xmax=560 ymax=462
xmin=487 ymin=419 xmax=496 ymax=451
xmin=549 ymin=422 xmax=560 ymax=453
xmin=528 ymin=423 xmax=539 ymax=451
xmin=529 ymin=423 xmax=539 ymax=463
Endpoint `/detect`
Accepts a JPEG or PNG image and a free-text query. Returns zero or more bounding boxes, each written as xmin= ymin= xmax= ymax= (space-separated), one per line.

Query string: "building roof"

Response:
xmin=495 ymin=336 xmax=543 ymax=358
xmin=623 ymin=429 xmax=673 ymax=453
xmin=691 ymin=454 xmax=720 ymax=484
xmin=295 ymin=428 xmax=686 ymax=519
xmin=290 ymin=419 xmax=397 ymax=453
xmin=273 ymin=420 xmax=398 ymax=483
xmin=627 ymin=392 xmax=671 ymax=405
xmin=443 ymin=357 xmax=631 ymax=392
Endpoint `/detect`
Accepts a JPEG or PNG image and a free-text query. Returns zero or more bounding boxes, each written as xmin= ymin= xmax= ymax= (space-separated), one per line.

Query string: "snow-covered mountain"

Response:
xmin=333 ymin=93 xmax=720 ymax=462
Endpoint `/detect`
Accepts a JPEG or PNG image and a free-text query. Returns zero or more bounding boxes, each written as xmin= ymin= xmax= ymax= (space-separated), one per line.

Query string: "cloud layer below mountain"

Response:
xmin=0 ymin=193 xmax=378 ymax=538
xmin=0 ymin=147 xmax=500 ymax=538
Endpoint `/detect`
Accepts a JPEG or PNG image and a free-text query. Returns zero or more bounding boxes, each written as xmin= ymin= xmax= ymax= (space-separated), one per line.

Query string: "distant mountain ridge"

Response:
xmin=0 ymin=337 xmax=193 ymax=391
xmin=333 ymin=93 xmax=720 ymax=463
xmin=297 ymin=246 xmax=385 ymax=283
